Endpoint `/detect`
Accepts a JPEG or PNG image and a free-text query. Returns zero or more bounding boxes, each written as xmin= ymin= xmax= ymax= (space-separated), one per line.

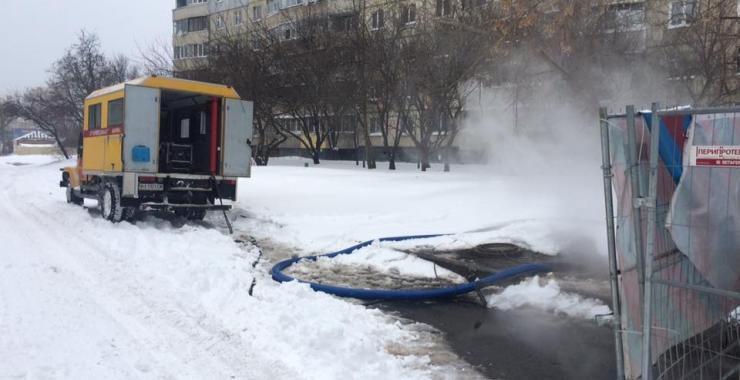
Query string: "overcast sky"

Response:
xmin=0 ymin=0 xmax=173 ymax=96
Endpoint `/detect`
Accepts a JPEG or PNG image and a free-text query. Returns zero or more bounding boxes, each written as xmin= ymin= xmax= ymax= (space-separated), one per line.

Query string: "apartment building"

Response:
xmin=172 ymin=0 xmax=739 ymax=161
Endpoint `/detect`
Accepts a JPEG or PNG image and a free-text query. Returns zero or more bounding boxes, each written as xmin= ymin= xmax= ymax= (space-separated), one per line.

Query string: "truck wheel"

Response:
xmin=66 ymin=183 xmax=83 ymax=206
xmin=99 ymin=182 xmax=123 ymax=223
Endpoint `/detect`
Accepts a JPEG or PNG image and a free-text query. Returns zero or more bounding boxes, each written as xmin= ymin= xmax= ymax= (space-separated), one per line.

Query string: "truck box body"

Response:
xmin=82 ymin=76 xmax=252 ymax=178
xmin=64 ymin=76 xmax=253 ymax=221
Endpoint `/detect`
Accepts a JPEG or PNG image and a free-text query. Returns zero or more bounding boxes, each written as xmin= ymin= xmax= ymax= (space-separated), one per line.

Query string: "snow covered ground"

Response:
xmin=0 ymin=155 xmax=476 ymax=379
xmin=234 ymin=157 xmax=607 ymax=259
xmin=0 ymin=150 xmax=610 ymax=379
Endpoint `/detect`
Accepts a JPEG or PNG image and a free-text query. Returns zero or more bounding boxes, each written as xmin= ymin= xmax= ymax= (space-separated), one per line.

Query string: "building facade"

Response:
xmin=172 ymin=0 xmax=740 ymax=162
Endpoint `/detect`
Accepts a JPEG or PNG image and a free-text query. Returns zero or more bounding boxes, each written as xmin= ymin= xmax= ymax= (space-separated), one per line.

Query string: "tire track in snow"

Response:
xmin=0 ymin=164 xmax=296 ymax=379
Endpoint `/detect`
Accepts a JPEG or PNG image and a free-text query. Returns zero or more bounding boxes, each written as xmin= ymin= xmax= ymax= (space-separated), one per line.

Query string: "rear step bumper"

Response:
xmin=140 ymin=203 xmax=231 ymax=211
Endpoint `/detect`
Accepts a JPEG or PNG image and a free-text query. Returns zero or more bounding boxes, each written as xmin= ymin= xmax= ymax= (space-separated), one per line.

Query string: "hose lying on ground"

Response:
xmin=270 ymin=234 xmax=551 ymax=301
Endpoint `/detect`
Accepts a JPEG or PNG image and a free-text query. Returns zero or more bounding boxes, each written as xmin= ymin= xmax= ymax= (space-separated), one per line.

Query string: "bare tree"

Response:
xmin=396 ymin=3 xmax=502 ymax=171
xmin=5 ymin=31 xmax=139 ymax=158
xmin=5 ymin=88 xmax=75 ymax=158
xmin=0 ymin=99 xmax=16 ymax=155
xmin=137 ymin=38 xmax=175 ymax=77
xmin=50 ymin=31 xmax=137 ymax=127
xmin=654 ymin=0 xmax=740 ymax=106
xmin=207 ymin=26 xmax=288 ymax=165
xmin=268 ymin=9 xmax=355 ymax=164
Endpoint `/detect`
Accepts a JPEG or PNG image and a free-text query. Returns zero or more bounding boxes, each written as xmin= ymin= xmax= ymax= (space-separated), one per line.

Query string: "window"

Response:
xmin=253 ymin=5 xmax=263 ymax=20
xmin=175 ymin=16 xmax=207 ymax=35
xmin=215 ymin=15 xmax=225 ymax=29
xmin=607 ymin=2 xmax=645 ymax=31
xmin=174 ymin=19 xmax=186 ymax=35
xmin=280 ymin=118 xmax=301 ymax=133
xmin=436 ymin=0 xmax=451 ymax=16
xmin=369 ymin=117 xmax=382 ymax=134
xmin=669 ymin=1 xmax=696 ymax=27
xmin=271 ymin=23 xmax=297 ymax=41
xmin=88 ymin=104 xmax=101 ymax=130
xmin=371 ymin=9 xmax=384 ymax=30
xmin=191 ymin=0 xmax=207 ymax=4
xmin=332 ymin=14 xmax=357 ymax=32
xmin=401 ymin=4 xmax=416 ymax=24
xmin=400 ymin=115 xmax=413 ymax=135
xmin=180 ymin=119 xmax=190 ymax=139
xmin=107 ymin=99 xmax=124 ymax=128
xmin=267 ymin=0 xmax=280 ymax=15
xmin=283 ymin=0 xmax=304 ymax=8
xmin=235 ymin=10 xmax=243 ymax=25
xmin=340 ymin=116 xmax=357 ymax=132
xmin=173 ymin=43 xmax=208 ymax=59
xmin=435 ymin=117 xmax=449 ymax=133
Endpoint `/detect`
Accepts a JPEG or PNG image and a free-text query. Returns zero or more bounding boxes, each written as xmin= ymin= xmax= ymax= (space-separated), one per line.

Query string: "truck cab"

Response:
xmin=60 ymin=76 xmax=253 ymax=222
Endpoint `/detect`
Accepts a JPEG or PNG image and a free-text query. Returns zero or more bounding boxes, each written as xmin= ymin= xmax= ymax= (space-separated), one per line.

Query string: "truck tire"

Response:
xmin=66 ymin=182 xmax=83 ymax=206
xmin=99 ymin=182 xmax=124 ymax=223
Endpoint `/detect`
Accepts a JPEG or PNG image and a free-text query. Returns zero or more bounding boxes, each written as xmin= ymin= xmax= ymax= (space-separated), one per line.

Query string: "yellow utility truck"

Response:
xmin=60 ymin=76 xmax=253 ymax=222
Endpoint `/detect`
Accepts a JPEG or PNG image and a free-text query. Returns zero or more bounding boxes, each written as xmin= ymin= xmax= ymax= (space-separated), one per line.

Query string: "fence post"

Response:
xmin=599 ymin=107 xmax=626 ymax=380
xmin=641 ymin=103 xmax=661 ymax=380
xmin=626 ymin=105 xmax=646 ymax=304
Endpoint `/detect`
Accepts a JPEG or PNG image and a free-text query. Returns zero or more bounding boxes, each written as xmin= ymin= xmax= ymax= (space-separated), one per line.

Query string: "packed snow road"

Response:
xmin=0 ymin=155 xmax=472 ymax=379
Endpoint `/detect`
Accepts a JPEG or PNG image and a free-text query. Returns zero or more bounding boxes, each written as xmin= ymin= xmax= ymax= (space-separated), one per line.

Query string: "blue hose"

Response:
xmin=270 ymin=234 xmax=551 ymax=300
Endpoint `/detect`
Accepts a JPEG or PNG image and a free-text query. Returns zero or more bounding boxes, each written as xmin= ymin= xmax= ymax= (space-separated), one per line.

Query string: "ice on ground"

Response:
xmin=486 ymin=275 xmax=612 ymax=320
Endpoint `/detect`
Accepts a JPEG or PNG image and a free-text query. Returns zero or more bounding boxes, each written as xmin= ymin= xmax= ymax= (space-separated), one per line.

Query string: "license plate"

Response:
xmin=138 ymin=183 xmax=164 ymax=191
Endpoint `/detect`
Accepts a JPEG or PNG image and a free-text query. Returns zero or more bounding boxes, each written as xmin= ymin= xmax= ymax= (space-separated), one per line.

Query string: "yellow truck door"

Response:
xmin=104 ymin=98 xmax=124 ymax=172
xmin=82 ymin=102 xmax=106 ymax=172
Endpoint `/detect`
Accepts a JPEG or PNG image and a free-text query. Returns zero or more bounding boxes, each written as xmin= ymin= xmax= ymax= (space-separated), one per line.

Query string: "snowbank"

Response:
xmin=486 ymin=276 xmax=611 ymax=320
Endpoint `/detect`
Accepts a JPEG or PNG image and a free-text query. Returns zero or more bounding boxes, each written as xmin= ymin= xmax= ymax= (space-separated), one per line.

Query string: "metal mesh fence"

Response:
xmin=601 ymin=105 xmax=740 ymax=380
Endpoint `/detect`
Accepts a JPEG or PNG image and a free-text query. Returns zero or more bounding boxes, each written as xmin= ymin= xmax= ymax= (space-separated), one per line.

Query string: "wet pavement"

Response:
xmin=377 ymin=244 xmax=618 ymax=380
xmin=377 ymin=298 xmax=616 ymax=379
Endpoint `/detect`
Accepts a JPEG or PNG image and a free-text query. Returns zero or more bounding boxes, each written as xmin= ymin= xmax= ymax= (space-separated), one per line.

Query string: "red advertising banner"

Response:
xmin=690 ymin=146 xmax=740 ymax=167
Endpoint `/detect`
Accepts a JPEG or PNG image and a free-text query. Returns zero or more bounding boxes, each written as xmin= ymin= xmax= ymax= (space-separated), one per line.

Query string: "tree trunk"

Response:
xmin=388 ymin=145 xmax=397 ymax=170
xmin=312 ymin=149 xmax=320 ymax=164
xmin=419 ymin=146 xmax=430 ymax=172
xmin=362 ymin=117 xmax=376 ymax=169
xmin=52 ymin=133 xmax=70 ymax=159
